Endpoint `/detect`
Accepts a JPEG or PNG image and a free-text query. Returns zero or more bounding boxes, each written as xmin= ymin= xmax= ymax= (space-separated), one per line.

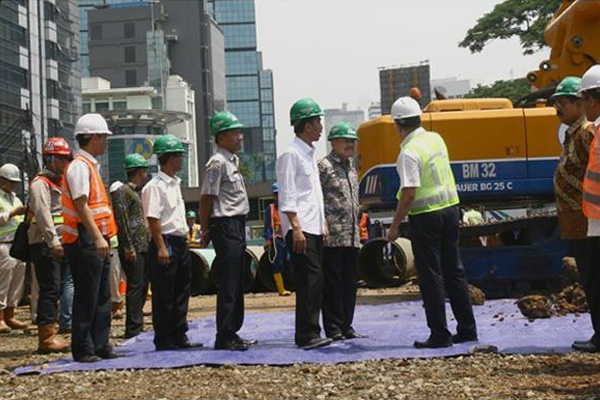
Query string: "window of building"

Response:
xmin=125 ymin=70 xmax=137 ymax=87
xmin=124 ymin=46 xmax=136 ymax=63
xmin=90 ymin=24 xmax=102 ymax=41
xmin=82 ymin=103 xmax=91 ymax=114
xmin=95 ymin=102 xmax=109 ymax=112
xmin=112 ymin=101 xmax=127 ymax=110
xmin=124 ymin=22 xmax=135 ymax=38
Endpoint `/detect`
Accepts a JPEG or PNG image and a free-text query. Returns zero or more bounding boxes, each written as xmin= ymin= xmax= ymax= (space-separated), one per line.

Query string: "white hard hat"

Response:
xmin=74 ymin=113 xmax=112 ymax=136
xmin=0 ymin=163 xmax=21 ymax=182
xmin=391 ymin=96 xmax=422 ymax=120
xmin=578 ymin=65 xmax=600 ymax=95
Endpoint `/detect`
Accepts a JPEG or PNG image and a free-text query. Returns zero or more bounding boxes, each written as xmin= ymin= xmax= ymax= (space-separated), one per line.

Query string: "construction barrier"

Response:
xmin=358 ymin=237 xmax=415 ymax=287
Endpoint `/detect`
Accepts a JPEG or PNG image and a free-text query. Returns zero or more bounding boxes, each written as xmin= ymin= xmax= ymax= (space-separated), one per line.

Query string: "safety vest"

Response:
xmin=61 ymin=155 xmax=117 ymax=244
xmin=399 ymin=130 xmax=459 ymax=215
xmin=270 ymin=203 xmax=282 ymax=239
xmin=30 ymin=175 xmax=64 ymax=226
xmin=359 ymin=212 xmax=369 ymax=243
xmin=582 ymin=125 xmax=600 ymax=218
xmin=188 ymin=224 xmax=201 ymax=246
xmin=0 ymin=191 xmax=23 ymax=242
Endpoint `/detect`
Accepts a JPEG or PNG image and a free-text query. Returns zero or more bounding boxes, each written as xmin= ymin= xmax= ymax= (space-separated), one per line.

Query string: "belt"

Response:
xmin=163 ymin=234 xmax=187 ymax=242
xmin=211 ymin=215 xmax=246 ymax=222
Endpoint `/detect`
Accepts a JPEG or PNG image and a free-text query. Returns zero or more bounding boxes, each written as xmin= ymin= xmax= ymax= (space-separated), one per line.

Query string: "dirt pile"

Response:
xmin=552 ymin=283 xmax=587 ymax=316
xmin=517 ymin=295 xmax=554 ymax=319
xmin=468 ymin=284 xmax=486 ymax=305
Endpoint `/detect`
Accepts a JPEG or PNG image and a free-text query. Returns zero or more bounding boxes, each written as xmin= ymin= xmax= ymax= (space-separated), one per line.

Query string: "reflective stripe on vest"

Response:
xmin=0 ymin=194 xmax=23 ymax=242
xmin=30 ymin=175 xmax=64 ymax=225
xmin=61 ymin=155 xmax=118 ymax=244
xmin=583 ymin=125 xmax=600 ymax=218
xmin=270 ymin=203 xmax=282 ymax=238
xmin=188 ymin=224 xmax=201 ymax=242
xmin=399 ymin=130 xmax=459 ymax=216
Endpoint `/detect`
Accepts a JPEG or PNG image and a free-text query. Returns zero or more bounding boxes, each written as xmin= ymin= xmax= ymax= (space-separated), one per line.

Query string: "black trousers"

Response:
xmin=286 ymin=231 xmax=324 ymax=345
xmin=119 ymin=250 xmax=149 ymax=338
xmin=211 ymin=216 xmax=246 ymax=342
xmin=409 ymin=206 xmax=477 ymax=341
xmin=66 ymin=225 xmax=111 ymax=359
xmin=32 ymin=243 xmax=68 ymax=326
xmin=148 ymin=235 xmax=190 ymax=348
xmin=570 ymin=238 xmax=600 ymax=345
xmin=322 ymin=247 xmax=359 ymax=337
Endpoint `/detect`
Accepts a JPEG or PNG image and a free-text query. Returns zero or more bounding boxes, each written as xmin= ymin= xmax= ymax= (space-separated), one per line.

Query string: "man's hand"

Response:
xmin=386 ymin=225 xmax=399 ymax=242
xmin=200 ymin=229 xmax=211 ymax=248
xmin=10 ymin=205 xmax=27 ymax=218
xmin=94 ymin=237 xmax=109 ymax=259
xmin=51 ymin=244 xmax=64 ymax=259
xmin=324 ymin=223 xmax=329 ymax=244
xmin=125 ymin=249 xmax=137 ymax=263
xmin=158 ymin=246 xmax=170 ymax=266
xmin=292 ymin=228 xmax=307 ymax=254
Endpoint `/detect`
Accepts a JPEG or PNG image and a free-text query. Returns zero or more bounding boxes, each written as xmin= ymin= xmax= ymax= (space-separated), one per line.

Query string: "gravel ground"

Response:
xmin=1 ymin=287 xmax=599 ymax=400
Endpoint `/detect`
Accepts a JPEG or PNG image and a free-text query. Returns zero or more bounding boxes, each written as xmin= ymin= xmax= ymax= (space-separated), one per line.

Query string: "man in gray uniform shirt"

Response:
xmin=200 ymin=110 xmax=256 ymax=351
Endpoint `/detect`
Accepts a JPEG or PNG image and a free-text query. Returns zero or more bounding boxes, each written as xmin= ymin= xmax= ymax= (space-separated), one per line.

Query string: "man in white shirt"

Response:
xmin=276 ymin=98 xmax=332 ymax=350
xmin=62 ymin=114 xmax=118 ymax=363
xmin=577 ymin=65 xmax=600 ymax=353
xmin=142 ymin=134 xmax=201 ymax=351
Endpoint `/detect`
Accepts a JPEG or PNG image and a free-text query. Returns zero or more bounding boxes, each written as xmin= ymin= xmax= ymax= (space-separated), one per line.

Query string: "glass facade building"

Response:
xmin=0 ymin=0 xmax=80 ymax=175
xmin=207 ymin=0 xmax=276 ymax=184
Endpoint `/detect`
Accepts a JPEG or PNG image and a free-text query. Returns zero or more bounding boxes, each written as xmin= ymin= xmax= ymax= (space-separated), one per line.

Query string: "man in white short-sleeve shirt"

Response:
xmin=142 ymin=134 xmax=201 ymax=351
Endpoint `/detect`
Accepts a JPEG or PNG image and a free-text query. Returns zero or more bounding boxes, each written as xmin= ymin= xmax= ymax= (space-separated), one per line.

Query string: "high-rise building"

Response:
xmin=379 ymin=61 xmax=431 ymax=114
xmin=207 ymin=0 xmax=277 ymax=184
xmin=0 ymin=0 xmax=81 ymax=177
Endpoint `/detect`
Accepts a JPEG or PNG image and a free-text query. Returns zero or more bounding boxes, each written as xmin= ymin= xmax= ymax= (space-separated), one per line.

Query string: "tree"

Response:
xmin=459 ymin=0 xmax=561 ymax=55
xmin=464 ymin=78 xmax=531 ymax=104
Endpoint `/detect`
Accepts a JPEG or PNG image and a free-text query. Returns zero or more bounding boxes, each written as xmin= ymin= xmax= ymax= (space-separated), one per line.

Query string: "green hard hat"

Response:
xmin=153 ymin=134 xmax=185 ymax=155
xmin=290 ymin=98 xmax=323 ymax=126
xmin=210 ymin=111 xmax=244 ymax=136
xmin=551 ymin=76 xmax=582 ymax=100
xmin=187 ymin=210 xmax=197 ymax=219
xmin=328 ymin=122 xmax=358 ymax=141
xmin=124 ymin=153 xmax=148 ymax=170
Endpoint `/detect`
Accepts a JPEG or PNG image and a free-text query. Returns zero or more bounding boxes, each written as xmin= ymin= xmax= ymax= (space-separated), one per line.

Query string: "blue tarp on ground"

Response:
xmin=14 ymin=299 xmax=592 ymax=375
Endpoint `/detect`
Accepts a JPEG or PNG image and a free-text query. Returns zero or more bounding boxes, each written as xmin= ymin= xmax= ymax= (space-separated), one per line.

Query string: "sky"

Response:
xmin=253 ymin=0 xmax=548 ymax=159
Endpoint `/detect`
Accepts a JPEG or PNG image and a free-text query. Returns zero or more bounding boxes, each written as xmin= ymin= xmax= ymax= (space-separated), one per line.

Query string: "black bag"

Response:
xmin=10 ymin=206 xmax=30 ymax=262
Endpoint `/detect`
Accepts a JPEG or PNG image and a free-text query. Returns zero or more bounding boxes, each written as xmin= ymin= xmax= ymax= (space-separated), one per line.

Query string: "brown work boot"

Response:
xmin=38 ymin=324 xmax=71 ymax=354
xmin=0 ymin=309 xmax=12 ymax=334
xmin=4 ymin=307 xmax=28 ymax=330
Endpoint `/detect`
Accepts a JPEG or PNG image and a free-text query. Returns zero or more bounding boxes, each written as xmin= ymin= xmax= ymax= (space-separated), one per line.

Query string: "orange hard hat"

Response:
xmin=409 ymin=87 xmax=422 ymax=101
xmin=43 ymin=137 xmax=71 ymax=156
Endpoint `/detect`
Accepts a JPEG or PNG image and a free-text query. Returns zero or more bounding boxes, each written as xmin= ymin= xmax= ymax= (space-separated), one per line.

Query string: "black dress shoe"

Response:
xmin=330 ymin=333 xmax=344 ymax=341
xmin=96 ymin=348 xmax=121 ymax=359
xmin=572 ymin=340 xmax=600 ymax=353
xmin=155 ymin=343 xmax=179 ymax=351
xmin=451 ymin=333 xmax=478 ymax=344
xmin=413 ymin=338 xmax=452 ymax=349
xmin=75 ymin=354 xmax=102 ymax=363
xmin=343 ymin=330 xmax=368 ymax=339
xmin=298 ymin=337 xmax=333 ymax=350
xmin=214 ymin=339 xmax=249 ymax=351
xmin=174 ymin=337 xmax=203 ymax=349
xmin=233 ymin=335 xmax=257 ymax=347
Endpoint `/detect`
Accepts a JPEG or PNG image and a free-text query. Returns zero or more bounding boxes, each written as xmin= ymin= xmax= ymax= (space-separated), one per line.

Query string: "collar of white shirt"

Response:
xmin=158 ymin=170 xmax=181 ymax=185
xmin=292 ymin=136 xmax=316 ymax=158
xmin=595 ymin=116 xmax=600 ymax=127
xmin=216 ymin=146 xmax=238 ymax=165
xmin=400 ymin=127 xmax=426 ymax=147
xmin=75 ymin=149 xmax=99 ymax=166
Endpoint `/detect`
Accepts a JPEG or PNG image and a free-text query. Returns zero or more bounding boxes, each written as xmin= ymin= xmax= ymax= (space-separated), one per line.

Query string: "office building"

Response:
xmin=379 ymin=61 xmax=431 ymax=114
xmin=0 ymin=0 xmax=81 ymax=177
